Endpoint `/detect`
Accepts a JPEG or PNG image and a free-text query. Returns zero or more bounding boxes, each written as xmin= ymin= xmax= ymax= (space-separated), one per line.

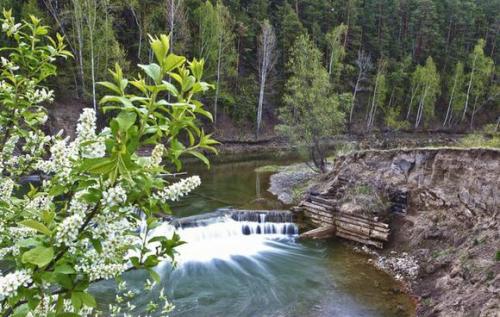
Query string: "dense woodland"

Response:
xmin=1 ymin=0 xmax=499 ymax=136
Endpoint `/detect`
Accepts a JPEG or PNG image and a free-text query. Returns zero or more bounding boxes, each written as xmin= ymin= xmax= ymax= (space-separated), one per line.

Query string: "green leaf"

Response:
xmin=54 ymin=264 xmax=76 ymax=274
xmin=148 ymin=269 xmax=161 ymax=283
xmin=71 ymin=292 xmax=82 ymax=310
xmin=22 ymin=246 xmax=54 ymax=267
xmin=139 ymin=63 xmax=162 ymax=84
xmin=115 ymin=111 xmax=137 ymax=131
xmin=100 ymin=95 xmax=134 ymax=108
xmin=80 ymin=292 xmax=96 ymax=308
xmin=164 ymin=54 xmax=186 ymax=72
xmin=188 ymin=150 xmax=210 ymax=167
xmin=20 ymin=219 xmax=52 ymax=236
xmin=98 ymin=81 xmax=122 ymax=95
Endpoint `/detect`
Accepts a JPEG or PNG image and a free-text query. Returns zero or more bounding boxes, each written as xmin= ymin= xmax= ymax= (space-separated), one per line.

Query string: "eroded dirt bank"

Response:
xmin=294 ymin=148 xmax=499 ymax=316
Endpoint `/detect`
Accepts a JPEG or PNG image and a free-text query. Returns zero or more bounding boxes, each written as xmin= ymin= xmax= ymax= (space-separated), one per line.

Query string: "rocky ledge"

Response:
xmin=299 ymin=147 xmax=499 ymax=317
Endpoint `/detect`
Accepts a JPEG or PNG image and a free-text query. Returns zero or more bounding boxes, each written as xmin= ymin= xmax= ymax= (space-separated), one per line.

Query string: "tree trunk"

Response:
xmin=214 ymin=34 xmax=223 ymax=127
xmin=256 ymin=73 xmax=266 ymax=139
xmin=367 ymin=74 xmax=380 ymax=131
xmin=443 ymin=71 xmax=458 ymax=127
xmin=462 ymin=54 xmax=478 ymax=122
xmin=349 ymin=71 xmax=362 ymax=126
xmin=415 ymin=86 xmax=428 ymax=128
xmin=406 ymin=84 xmax=419 ymax=120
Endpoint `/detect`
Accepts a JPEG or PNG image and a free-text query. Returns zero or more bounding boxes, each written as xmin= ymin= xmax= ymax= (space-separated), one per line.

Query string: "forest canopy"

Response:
xmin=0 ymin=0 xmax=498 ymax=134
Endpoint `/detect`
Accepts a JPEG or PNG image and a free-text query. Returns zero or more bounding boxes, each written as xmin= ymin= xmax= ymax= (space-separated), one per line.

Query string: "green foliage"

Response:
xmin=0 ymin=15 xmax=215 ymax=315
xmin=0 ymin=9 xmax=71 ymax=144
xmin=276 ymin=34 xmax=348 ymax=172
xmin=325 ymin=24 xmax=347 ymax=87
xmin=409 ymin=57 xmax=440 ymax=128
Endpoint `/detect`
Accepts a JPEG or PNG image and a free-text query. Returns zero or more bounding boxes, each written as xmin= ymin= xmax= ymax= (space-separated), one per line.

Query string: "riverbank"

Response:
xmin=266 ymin=147 xmax=500 ymax=317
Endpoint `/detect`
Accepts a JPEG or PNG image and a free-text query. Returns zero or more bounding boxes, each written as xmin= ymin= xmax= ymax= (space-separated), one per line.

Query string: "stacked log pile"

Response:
xmin=293 ymin=175 xmax=393 ymax=248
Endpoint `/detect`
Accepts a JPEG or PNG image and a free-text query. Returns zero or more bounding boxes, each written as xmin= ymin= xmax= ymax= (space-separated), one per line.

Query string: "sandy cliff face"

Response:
xmin=314 ymin=148 xmax=499 ymax=316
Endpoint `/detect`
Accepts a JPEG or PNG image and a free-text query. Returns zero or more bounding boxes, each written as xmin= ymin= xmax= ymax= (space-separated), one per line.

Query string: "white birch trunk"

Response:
xmin=462 ymin=53 xmax=478 ymax=122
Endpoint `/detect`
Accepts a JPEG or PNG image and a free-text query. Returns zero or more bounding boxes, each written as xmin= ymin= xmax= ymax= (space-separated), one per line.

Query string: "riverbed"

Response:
xmin=92 ymin=154 xmax=415 ymax=316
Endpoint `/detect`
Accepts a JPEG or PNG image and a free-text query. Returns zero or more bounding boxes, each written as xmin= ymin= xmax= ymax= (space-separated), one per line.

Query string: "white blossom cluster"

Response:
xmin=25 ymin=87 xmax=54 ymax=104
xmin=153 ymin=176 xmax=201 ymax=202
xmin=0 ymin=270 xmax=32 ymax=300
xmin=54 ymin=200 xmax=88 ymax=247
xmin=75 ymin=250 xmax=129 ymax=281
xmin=146 ymin=144 xmax=165 ymax=168
xmin=1 ymin=56 xmax=19 ymax=71
xmin=101 ymin=185 xmax=127 ymax=207
xmin=1 ymin=18 xmax=21 ymax=36
xmin=0 ymin=177 xmax=14 ymax=201
xmin=25 ymin=296 xmax=94 ymax=317
xmin=76 ymin=108 xmax=106 ymax=159
xmin=0 ymin=80 xmax=13 ymax=94
xmin=24 ymin=194 xmax=51 ymax=218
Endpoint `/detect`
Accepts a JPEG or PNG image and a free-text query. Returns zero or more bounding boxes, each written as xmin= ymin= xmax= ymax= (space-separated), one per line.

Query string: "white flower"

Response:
xmin=153 ymin=175 xmax=201 ymax=202
xmin=147 ymin=144 xmax=165 ymax=168
xmin=0 ymin=270 xmax=32 ymax=300
xmin=101 ymin=185 xmax=127 ymax=207
xmin=1 ymin=56 xmax=19 ymax=71
xmin=76 ymin=108 xmax=97 ymax=142
xmin=54 ymin=199 xmax=88 ymax=247
xmin=0 ymin=178 xmax=14 ymax=201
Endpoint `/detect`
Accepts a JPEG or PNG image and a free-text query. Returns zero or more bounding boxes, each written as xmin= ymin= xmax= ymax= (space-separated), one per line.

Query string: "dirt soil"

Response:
xmin=286 ymin=148 xmax=499 ymax=317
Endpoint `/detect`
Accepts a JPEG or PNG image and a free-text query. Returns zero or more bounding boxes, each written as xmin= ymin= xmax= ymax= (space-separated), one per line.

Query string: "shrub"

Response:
xmin=0 ymin=11 xmax=216 ymax=316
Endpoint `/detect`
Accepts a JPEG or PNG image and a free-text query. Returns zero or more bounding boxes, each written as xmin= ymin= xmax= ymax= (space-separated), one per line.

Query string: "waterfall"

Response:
xmin=151 ymin=211 xmax=299 ymax=264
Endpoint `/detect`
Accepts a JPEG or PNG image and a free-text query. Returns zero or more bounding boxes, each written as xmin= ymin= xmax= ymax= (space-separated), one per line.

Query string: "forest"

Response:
xmin=1 ymin=0 xmax=499 ymax=139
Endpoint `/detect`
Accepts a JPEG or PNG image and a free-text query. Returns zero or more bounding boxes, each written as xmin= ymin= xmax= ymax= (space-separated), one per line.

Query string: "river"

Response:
xmin=92 ymin=153 xmax=415 ymax=316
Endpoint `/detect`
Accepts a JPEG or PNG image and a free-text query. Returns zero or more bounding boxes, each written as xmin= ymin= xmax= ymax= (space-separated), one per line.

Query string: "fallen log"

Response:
xmin=309 ymin=196 xmax=337 ymax=206
xmin=335 ymin=220 xmax=389 ymax=241
xmin=299 ymin=225 xmax=336 ymax=239
xmin=336 ymin=215 xmax=390 ymax=232
xmin=338 ymin=213 xmax=389 ymax=229
xmin=300 ymin=201 xmax=332 ymax=212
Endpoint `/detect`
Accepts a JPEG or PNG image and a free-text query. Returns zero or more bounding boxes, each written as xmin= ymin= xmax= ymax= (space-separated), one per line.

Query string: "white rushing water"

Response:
xmin=151 ymin=214 xmax=299 ymax=264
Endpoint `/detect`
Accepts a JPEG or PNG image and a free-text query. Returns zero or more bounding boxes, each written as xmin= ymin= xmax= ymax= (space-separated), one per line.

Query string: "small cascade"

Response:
xmin=151 ymin=210 xmax=299 ymax=264
xmin=229 ymin=210 xmax=295 ymax=223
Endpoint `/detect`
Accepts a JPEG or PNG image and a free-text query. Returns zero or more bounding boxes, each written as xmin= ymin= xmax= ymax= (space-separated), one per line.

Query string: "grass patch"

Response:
xmin=495 ymin=250 xmax=500 ymax=261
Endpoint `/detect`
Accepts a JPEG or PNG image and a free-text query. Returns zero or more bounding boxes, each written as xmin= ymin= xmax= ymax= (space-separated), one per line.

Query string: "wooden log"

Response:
xmin=338 ymin=213 xmax=389 ymax=229
xmin=300 ymin=225 xmax=336 ymax=239
xmin=336 ymin=230 xmax=384 ymax=249
xmin=309 ymin=196 xmax=337 ymax=206
xmin=304 ymin=212 xmax=335 ymax=225
xmin=306 ymin=200 xmax=336 ymax=211
xmin=301 ymin=201 xmax=331 ymax=212
xmin=304 ymin=207 xmax=333 ymax=219
xmin=336 ymin=215 xmax=390 ymax=232
xmin=335 ymin=219 xmax=390 ymax=240
xmin=335 ymin=220 xmax=389 ymax=241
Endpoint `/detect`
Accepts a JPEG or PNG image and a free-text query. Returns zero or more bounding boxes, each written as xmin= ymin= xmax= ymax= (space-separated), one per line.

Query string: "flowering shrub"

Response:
xmin=0 ymin=11 xmax=216 ymax=316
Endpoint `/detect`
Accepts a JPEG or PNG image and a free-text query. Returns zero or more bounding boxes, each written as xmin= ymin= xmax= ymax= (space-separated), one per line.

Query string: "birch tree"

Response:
xmin=83 ymin=0 xmax=97 ymax=111
xmin=213 ymin=1 xmax=234 ymax=126
xmin=256 ymin=20 xmax=277 ymax=138
xmin=165 ymin=0 xmax=189 ymax=53
xmin=366 ymin=60 xmax=387 ymax=131
xmin=412 ymin=57 xmax=440 ymax=128
xmin=325 ymin=24 xmax=347 ymax=86
xmin=443 ymin=62 xmax=465 ymax=127
xmin=461 ymin=39 xmax=494 ymax=126
xmin=350 ymin=50 xmax=372 ymax=125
